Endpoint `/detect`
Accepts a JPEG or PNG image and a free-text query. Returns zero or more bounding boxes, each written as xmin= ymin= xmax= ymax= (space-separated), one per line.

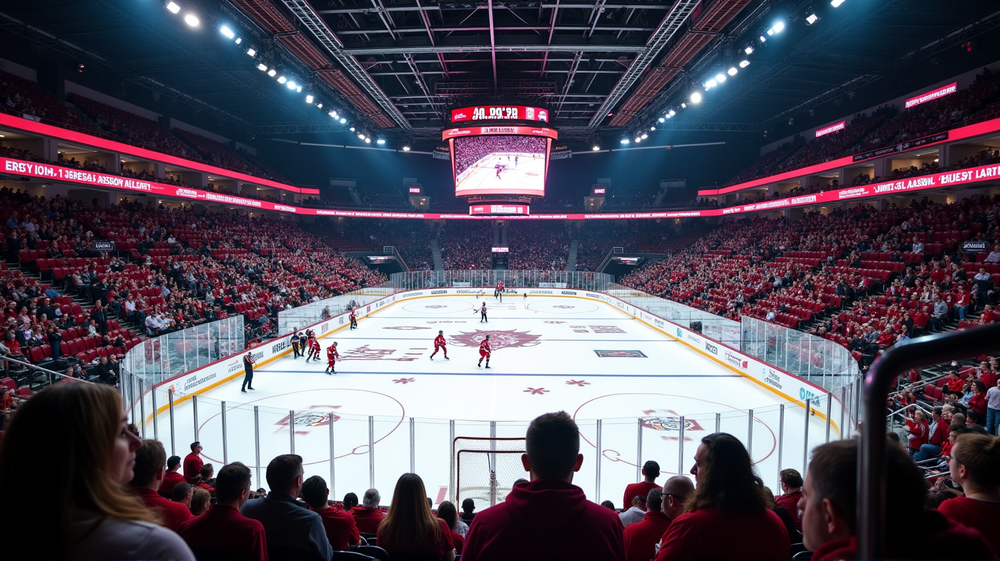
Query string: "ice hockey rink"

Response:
xmin=456 ymin=153 xmax=546 ymax=196
xmin=146 ymin=294 xmax=836 ymax=508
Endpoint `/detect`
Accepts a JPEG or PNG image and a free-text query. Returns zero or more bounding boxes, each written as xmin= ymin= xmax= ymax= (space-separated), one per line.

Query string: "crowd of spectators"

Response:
xmin=439 ymin=221 xmax=493 ymax=270
xmin=453 ymin=135 xmax=546 ymax=177
xmin=507 ymin=222 xmax=570 ymax=270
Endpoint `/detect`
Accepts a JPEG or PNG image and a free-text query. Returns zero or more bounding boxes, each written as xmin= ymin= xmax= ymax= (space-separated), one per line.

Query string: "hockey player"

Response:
xmin=325 ymin=342 xmax=339 ymax=374
xmin=298 ymin=331 xmax=308 ymax=355
xmin=307 ymin=334 xmax=321 ymax=361
xmin=290 ymin=331 xmax=302 ymax=359
xmin=430 ymin=330 xmax=449 ymax=360
xmin=478 ymin=335 xmax=491 ymax=369
xmin=349 ymin=308 xmax=358 ymax=330
xmin=495 ymin=280 xmax=505 ymax=302
xmin=477 ymin=289 xmax=485 ymax=299
xmin=480 ymin=302 xmax=488 ymax=323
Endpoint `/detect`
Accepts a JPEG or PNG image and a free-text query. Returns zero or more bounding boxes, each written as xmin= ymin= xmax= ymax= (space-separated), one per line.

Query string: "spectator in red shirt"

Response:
xmin=799 ymin=438 xmax=993 ymax=560
xmin=651 ymin=476 xmax=695 ymax=556
xmin=914 ymin=406 xmax=951 ymax=461
xmin=623 ymin=460 xmax=661 ymax=513
xmin=351 ymin=488 xmax=385 ymax=534
xmin=129 ymin=439 xmax=194 ymax=531
xmin=945 ymin=371 xmax=965 ymax=395
xmin=904 ymin=409 xmax=929 ymax=456
xmin=655 ymin=433 xmax=789 ymax=561
xmin=178 ymin=462 xmax=268 ymax=561
xmin=774 ymin=468 xmax=804 ymax=530
xmin=377 ymin=473 xmax=455 ymax=561
xmin=301 ymin=475 xmax=360 ymax=551
xmin=939 ymin=433 xmax=1000 ymax=555
xmin=197 ymin=464 xmax=215 ymax=494
xmin=183 ymin=441 xmax=204 ymax=484
xmin=623 ymin=488 xmax=671 ymax=561
xmin=159 ymin=455 xmax=185 ymax=498
xmin=463 ymin=411 xmax=625 ymax=561
xmin=968 ymin=380 xmax=989 ymax=423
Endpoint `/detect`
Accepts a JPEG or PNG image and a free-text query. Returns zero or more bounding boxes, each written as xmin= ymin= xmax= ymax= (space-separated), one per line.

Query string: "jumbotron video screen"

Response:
xmin=447 ymin=128 xmax=555 ymax=197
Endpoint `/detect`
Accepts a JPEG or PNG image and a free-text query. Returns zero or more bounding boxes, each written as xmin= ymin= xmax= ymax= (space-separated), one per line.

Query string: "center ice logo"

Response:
xmin=450 ymin=329 xmax=542 ymax=349
xmin=275 ymin=406 xmax=341 ymax=435
xmin=640 ymin=409 xmax=704 ymax=433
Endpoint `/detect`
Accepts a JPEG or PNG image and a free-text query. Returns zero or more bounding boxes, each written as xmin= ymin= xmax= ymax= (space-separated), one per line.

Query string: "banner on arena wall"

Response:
xmin=452 ymin=282 xmax=471 ymax=287
xmin=851 ymin=132 xmax=949 ymax=162
xmin=962 ymin=240 xmax=989 ymax=252
xmin=93 ymin=240 xmax=117 ymax=252
xmin=538 ymin=282 xmax=568 ymax=288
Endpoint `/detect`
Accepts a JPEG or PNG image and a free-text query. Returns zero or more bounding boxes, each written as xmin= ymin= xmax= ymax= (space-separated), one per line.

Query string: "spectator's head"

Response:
xmin=190 ymin=488 xmax=211 ymax=516
xmin=629 ymin=493 xmax=647 ymax=509
xmin=265 ymin=454 xmax=304 ymax=497
xmin=190 ymin=441 xmax=202 ymax=454
xmin=642 ymin=460 xmax=660 ymax=482
xmin=343 ymin=492 xmax=359 ymax=511
xmin=130 ymin=439 xmax=167 ymax=489
xmin=216 ymin=462 xmax=253 ymax=507
xmin=200 ymin=463 xmax=214 ymax=481
xmin=780 ymin=468 xmax=803 ymax=492
xmin=799 ymin=438 xmax=926 ymax=552
xmin=686 ymin=433 xmax=767 ymax=514
xmin=172 ymin=482 xmax=192 ymax=505
xmin=362 ymin=488 xmax=381 ymax=508
xmin=300 ymin=475 xmax=331 ymax=510
xmin=949 ymin=433 xmax=1000 ymax=492
xmin=461 ymin=497 xmax=475 ymax=514
xmin=437 ymin=500 xmax=459 ymax=529
xmin=167 ymin=455 xmax=182 ymax=471
xmin=600 ymin=500 xmax=616 ymax=511
xmin=523 ymin=411 xmax=582 ymax=481
xmin=660 ymin=475 xmax=695 ymax=520
xmin=0 ymin=383 xmax=153 ymax=558
xmin=380 ymin=473 xmax=440 ymax=551
xmin=646 ymin=488 xmax=664 ymax=513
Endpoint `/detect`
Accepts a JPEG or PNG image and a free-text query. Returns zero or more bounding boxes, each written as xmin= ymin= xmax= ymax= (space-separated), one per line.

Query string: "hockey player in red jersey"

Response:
xmin=430 ymin=330 xmax=449 ymax=360
xmin=495 ymin=280 xmax=505 ymax=302
xmin=478 ymin=334 xmax=491 ymax=369
xmin=349 ymin=309 xmax=358 ymax=330
xmin=307 ymin=335 xmax=321 ymax=361
xmin=325 ymin=342 xmax=339 ymax=374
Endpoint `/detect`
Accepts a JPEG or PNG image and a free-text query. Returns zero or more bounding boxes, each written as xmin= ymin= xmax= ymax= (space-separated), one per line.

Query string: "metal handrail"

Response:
xmin=2 ymin=353 xmax=86 ymax=384
xmin=859 ymin=323 xmax=1000 ymax=559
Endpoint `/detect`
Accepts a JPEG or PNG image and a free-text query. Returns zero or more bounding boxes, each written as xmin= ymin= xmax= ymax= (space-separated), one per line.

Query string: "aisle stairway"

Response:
xmin=566 ymin=239 xmax=579 ymax=271
xmin=430 ymin=238 xmax=444 ymax=271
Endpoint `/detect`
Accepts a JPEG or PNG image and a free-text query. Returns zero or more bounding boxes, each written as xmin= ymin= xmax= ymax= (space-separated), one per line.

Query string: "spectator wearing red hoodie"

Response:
xmin=184 ymin=441 xmax=204 ymax=484
xmin=774 ymin=468 xmax=803 ymax=530
xmin=938 ymin=433 xmax=1000 ymax=556
xmin=914 ymin=407 xmax=951 ymax=461
xmin=351 ymin=488 xmax=385 ymax=534
xmin=177 ymin=462 xmax=268 ymax=561
xmin=130 ymin=439 xmax=193 ymax=532
xmin=462 ymin=411 xmax=625 ymax=561
xmin=623 ymin=485 xmax=680 ymax=561
xmin=159 ymin=455 xmax=185 ymax=498
xmin=622 ymin=460 xmax=661 ymax=513
xmin=655 ymin=433 xmax=789 ymax=561
xmin=301 ymin=475 xmax=360 ymax=551
xmin=799 ymin=438 xmax=993 ymax=560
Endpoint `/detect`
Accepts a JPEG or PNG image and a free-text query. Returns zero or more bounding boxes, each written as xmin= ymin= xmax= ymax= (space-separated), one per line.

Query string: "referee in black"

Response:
xmin=241 ymin=351 xmax=255 ymax=392
xmin=290 ymin=331 xmax=302 ymax=359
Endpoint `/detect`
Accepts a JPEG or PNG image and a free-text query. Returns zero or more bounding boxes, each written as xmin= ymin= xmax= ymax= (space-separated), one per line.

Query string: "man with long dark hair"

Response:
xmin=655 ymin=433 xmax=789 ymax=561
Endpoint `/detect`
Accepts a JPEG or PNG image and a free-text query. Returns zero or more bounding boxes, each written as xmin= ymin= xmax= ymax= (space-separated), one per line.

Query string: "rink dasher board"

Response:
xmin=138 ymin=288 xmax=842 ymax=433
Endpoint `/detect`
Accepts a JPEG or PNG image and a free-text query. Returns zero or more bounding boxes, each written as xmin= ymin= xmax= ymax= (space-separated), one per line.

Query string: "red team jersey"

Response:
xmin=479 ymin=339 xmax=491 ymax=356
xmin=434 ymin=334 xmax=446 ymax=348
xmin=309 ymin=338 xmax=320 ymax=352
xmin=350 ymin=311 xmax=356 ymax=321
xmin=327 ymin=346 xmax=339 ymax=363
xmin=497 ymin=281 xmax=504 ymax=291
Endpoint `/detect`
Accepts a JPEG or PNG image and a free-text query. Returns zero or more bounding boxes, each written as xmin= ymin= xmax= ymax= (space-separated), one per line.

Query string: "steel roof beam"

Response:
xmin=317 ymin=2 xmax=673 ymax=14
xmin=344 ymin=43 xmax=645 ymax=54
xmin=586 ymin=0 xmax=700 ymax=129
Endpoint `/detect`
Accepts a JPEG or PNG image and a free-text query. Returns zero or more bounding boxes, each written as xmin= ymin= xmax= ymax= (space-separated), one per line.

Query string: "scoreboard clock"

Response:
xmin=451 ymin=105 xmax=549 ymax=123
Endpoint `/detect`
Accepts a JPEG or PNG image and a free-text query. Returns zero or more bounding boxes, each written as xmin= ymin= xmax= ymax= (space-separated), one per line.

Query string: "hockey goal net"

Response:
xmin=452 ymin=436 xmax=527 ymax=509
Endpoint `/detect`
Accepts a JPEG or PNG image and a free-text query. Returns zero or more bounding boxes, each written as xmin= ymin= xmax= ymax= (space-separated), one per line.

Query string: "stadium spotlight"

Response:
xmin=365 ymin=137 xmax=371 ymax=143
xmin=287 ymin=81 xmax=298 ymax=90
xmin=635 ymin=136 xmax=641 ymax=143
xmin=328 ymin=110 xmax=337 ymax=118
xmin=739 ymin=59 xmax=751 ymax=68
xmin=592 ymin=145 xmax=600 ymax=151
xmin=744 ymin=45 xmax=754 ymax=55
xmin=376 ymin=138 xmax=386 ymax=145
xmin=690 ymin=91 xmax=703 ymax=104
xmin=305 ymin=94 xmax=314 ymax=104
xmin=658 ymin=117 xmax=665 ymax=123
xmin=727 ymin=67 xmax=738 ymax=76
xmin=267 ymin=69 xmax=276 ymax=77
xmin=296 ymin=86 xmax=302 ymax=93
xmin=317 ymin=103 xmax=323 ymax=109
xmin=403 ymin=145 xmax=411 ymax=151
xmin=220 ymin=25 xmax=235 ymax=39
xmin=806 ymin=13 xmax=819 ymax=24
xmin=166 ymin=1 xmax=181 ymax=14
xmin=831 ymin=0 xmax=845 ymax=6
xmin=668 ymin=109 xmax=676 ymax=117
xmin=704 ymin=78 xmax=717 ymax=90
xmin=759 ymin=35 xmax=767 ymax=43
xmin=772 ymin=21 xmax=785 ymax=34
xmin=340 ymin=118 xmax=346 ymax=124
xmin=358 ymin=133 xmax=365 ymax=139
xmin=276 ymin=75 xmax=287 ymax=84
xmin=641 ymin=133 xmax=648 ymax=139
xmin=650 ymin=126 xmax=655 ymax=131
xmin=766 ymin=28 xmax=774 ymax=36
xmin=681 ymin=103 xmax=687 ymax=108
xmin=235 ymin=37 xmax=242 ymax=45
xmin=184 ymin=13 xmax=200 ymax=27
xmin=256 ymin=63 xmax=268 ymax=72
xmin=350 ymin=126 xmax=356 ymax=132
xmin=620 ymin=138 xmax=630 ymax=145
xmin=715 ymin=73 xmax=726 ymax=83
xmin=246 ymin=47 xmax=257 ymax=57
